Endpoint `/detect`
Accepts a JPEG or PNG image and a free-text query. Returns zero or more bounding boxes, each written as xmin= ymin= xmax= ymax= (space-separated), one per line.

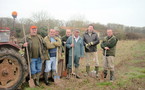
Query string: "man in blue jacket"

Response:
xmin=66 ymin=29 xmax=84 ymax=78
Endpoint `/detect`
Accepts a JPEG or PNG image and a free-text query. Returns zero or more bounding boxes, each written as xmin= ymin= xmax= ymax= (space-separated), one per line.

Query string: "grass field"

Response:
xmin=23 ymin=40 xmax=145 ymax=90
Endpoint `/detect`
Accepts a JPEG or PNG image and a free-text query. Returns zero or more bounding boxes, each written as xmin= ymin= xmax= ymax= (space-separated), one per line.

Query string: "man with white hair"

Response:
xmin=66 ymin=29 xmax=84 ymax=78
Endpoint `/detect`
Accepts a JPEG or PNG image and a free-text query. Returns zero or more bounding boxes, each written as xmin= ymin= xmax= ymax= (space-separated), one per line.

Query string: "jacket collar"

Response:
xmin=27 ymin=34 xmax=41 ymax=39
xmin=85 ymin=30 xmax=95 ymax=34
xmin=107 ymin=35 xmax=114 ymax=39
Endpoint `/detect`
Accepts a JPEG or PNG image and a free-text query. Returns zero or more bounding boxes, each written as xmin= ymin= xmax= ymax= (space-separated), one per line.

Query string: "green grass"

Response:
xmin=96 ymin=82 xmax=112 ymax=86
xmin=137 ymin=74 xmax=145 ymax=79
xmin=116 ymin=80 xmax=127 ymax=87
xmin=108 ymin=40 xmax=145 ymax=89
xmin=24 ymin=88 xmax=40 ymax=90
xmin=139 ymin=69 xmax=145 ymax=73
xmin=24 ymin=85 xmax=51 ymax=90
xmin=25 ymin=88 xmax=52 ymax=90
xmin=129 ymin=66 xmax=145 ymax=73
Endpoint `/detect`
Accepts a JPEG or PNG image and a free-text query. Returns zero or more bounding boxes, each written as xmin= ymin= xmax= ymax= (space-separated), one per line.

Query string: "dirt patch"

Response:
xmin=133 ymin=61 xmax=145 ymax=67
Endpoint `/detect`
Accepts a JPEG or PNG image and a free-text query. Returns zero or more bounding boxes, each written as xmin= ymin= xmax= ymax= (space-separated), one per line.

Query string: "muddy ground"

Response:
xmin=23 ymin=40 xmax=145 ymax=90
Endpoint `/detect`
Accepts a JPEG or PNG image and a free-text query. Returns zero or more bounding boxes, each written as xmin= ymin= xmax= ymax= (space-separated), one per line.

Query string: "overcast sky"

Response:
xmin=0 ymin=0 xmax=145 ymax=27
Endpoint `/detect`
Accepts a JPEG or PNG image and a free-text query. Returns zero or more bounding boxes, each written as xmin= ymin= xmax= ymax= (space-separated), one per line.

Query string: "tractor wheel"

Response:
xmin=0 ymin=47 xmax=27 ymax=90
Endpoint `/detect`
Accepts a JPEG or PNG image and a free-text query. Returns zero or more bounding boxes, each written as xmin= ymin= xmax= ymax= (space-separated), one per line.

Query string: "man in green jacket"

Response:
xmin=22 ymin=26 xmax=49 ymax=86
xmin=101 ymin=29 xmax=118 ymax=82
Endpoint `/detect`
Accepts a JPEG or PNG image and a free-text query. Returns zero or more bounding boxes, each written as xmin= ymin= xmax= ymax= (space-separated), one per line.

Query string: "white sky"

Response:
xmin=0 ymin=0 xmax=145 ymax=27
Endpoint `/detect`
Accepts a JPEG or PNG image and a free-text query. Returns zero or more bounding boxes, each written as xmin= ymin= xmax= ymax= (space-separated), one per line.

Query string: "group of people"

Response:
xmin=22 ymin=24 xmax=118 ymax=86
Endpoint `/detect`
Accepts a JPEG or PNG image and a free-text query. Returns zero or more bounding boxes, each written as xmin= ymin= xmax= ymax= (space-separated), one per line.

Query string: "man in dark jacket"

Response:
xmin=61 ymin=29 xmax=72 ymax=70
xmin=83 ymin=25 xmax=100 ymax=78
xmin=22 ymin=26 xmax=49 ymax=86
xmin=101 ymin=29 xmax=118 ymax=82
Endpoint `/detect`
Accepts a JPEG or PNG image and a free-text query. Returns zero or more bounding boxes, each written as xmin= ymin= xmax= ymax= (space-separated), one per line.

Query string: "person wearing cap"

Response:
xmin=54 ymin=27 xmax=63 ymax=67
xmin=66 ymin=29 xmax=84 ymax=78
xmin=54 ymin=27 xmax=61 ymax=38
xmin=101 ymin=29 xmax=118 ymax=82
xmin=22 ymin=25 xmax=49 ymax=86
xmin=83 ymin=24 xmax=100 ymax=78
xmin=44 ymin=29 xmax=62 ymax=85
xmin=61 ymin=29 xmax=72 ymax=72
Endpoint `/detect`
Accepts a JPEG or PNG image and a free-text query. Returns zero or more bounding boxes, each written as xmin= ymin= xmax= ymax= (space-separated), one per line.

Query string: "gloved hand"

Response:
xmin=85 ymin=44 xmax=89 ymax=50
xmin=85 ymin=43 xmax=90 ymax=47
xmin=89 ymin=42 xmax=94 ymax=45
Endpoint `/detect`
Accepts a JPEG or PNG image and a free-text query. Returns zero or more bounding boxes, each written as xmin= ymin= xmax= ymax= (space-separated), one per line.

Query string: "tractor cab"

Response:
xmin=0 ymin=27 xmax=10 ymax=42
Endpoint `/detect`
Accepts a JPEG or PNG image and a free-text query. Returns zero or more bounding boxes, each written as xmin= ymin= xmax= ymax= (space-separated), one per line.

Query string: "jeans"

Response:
xmin=30 ymin=58 xmax=42 ymax=75
xmin=45 ymin=57 xmax=56 ymax=72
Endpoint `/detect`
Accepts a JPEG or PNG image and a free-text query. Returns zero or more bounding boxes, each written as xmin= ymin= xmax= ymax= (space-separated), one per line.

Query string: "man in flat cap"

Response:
xmin=54 ymin=27 xmax=61 ymax=38
xmin=66 ymin=29 xmax=84 ymax=78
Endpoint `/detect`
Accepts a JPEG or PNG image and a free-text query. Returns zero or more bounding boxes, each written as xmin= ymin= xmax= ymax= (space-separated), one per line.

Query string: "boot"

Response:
xmin=35 ymin=73 xmax=40 ymax=86
xmin=86 ymin=65 xmax=90 ymax=74
xmin=103 ymin=70 xmax=108 ymax=78
xmin=95 ymin=66 xmax=99 ymax=78
xmin=32 ymin=74 xmax=36 ymax=80
xmin=75 ymin=67 xmax=81 ymax=79
xmin=52 ymin=71 xmax=57 ymax=76
xmin=110 ymin=71 xmax=114 ymax=82
xmin=44 ymin=72 xmax=50 ymax=85
xmin=66 ymin=69 xmax=71 ymax=79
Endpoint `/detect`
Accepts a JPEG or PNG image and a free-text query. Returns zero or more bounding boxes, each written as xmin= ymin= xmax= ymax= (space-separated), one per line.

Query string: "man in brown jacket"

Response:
xmin=44 ymin=29 xmax=62 ymax=85
xmin=22 ymin=26 xmax=49 ymax=86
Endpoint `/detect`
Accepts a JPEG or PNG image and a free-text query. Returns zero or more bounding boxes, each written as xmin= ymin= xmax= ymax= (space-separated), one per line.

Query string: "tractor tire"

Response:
xmin=0 ymin=47 xmax=27 ymax=90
